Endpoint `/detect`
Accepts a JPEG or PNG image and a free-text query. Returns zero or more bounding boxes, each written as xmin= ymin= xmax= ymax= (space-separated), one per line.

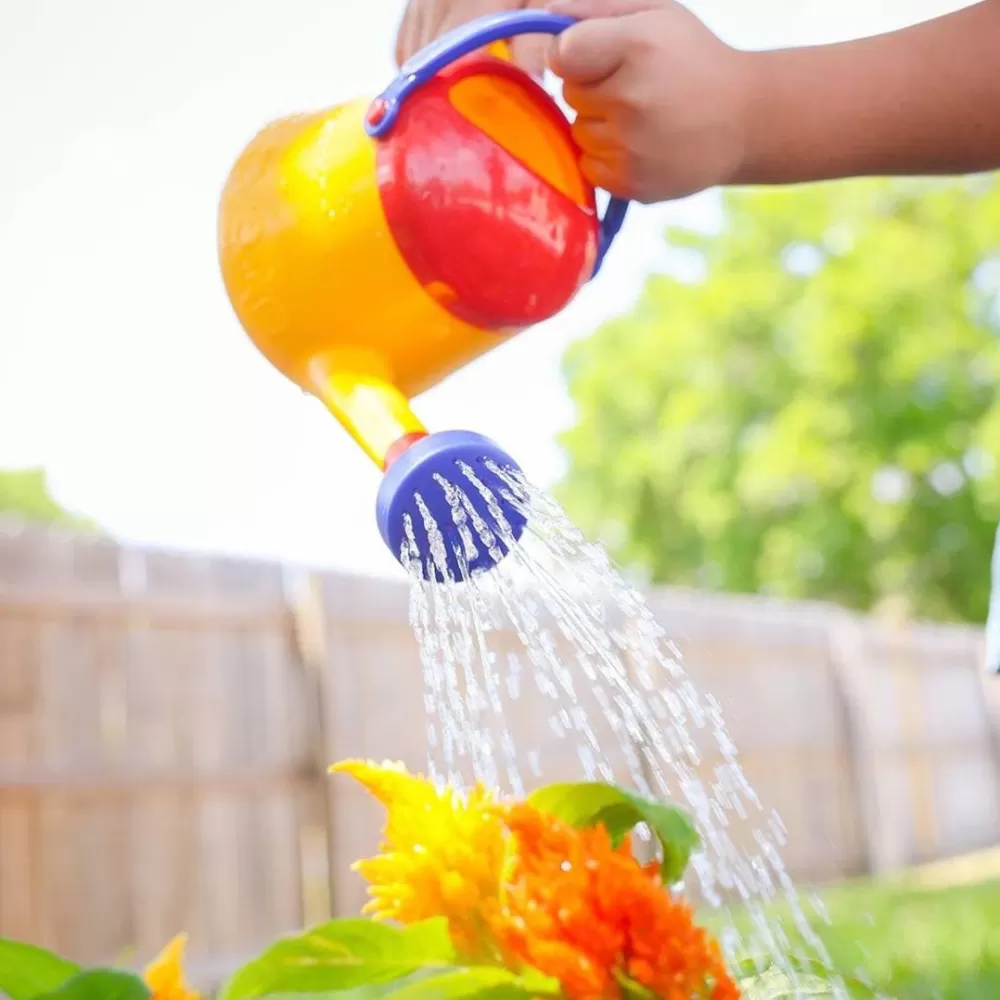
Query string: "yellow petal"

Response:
xmin=331 ymin=759 xmax=435 ymax=808
xmin=330 ymin=758 xmax=405 ymax=776
xmin=332 ymin=758 xmax=508 ymax=958
xmin=143 ymin=934 xmax=199 ymax=999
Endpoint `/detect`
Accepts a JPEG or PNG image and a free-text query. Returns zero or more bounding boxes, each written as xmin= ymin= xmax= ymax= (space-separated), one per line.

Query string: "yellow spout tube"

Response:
xmin=311 ymin=362 xmax=426 ymax=469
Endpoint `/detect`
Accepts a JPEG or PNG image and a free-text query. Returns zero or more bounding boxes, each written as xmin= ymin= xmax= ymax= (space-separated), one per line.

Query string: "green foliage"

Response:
xmin=0 ymin=468 xmax=89 ymax=528
xmin=559 ymin=176 xmax=1000 ymax=623
xmin=0 ymin=938 xmax=81 ymax=1000
xmin=251 ymin=992 xmax=398 ymax=1000
xmin=0 ymin=940 xmax=149 ymax=1000
xmin=250 ymin=990 xmax=426 ymax=1000
xmin=218 ymin=915 xmax=561 ymax=1000
xmin=715 ymin=875 xmax=1000 ymax=1000
xmin=527 ymin=781 xmax=699 ymax=883
xmin=249 ymin=968 xmax=558 ymax=1000
xmin=732 ymin=958 xmax=881 ymax=998
xmin=33 ymin=971 xmax=150 ymax=1000
xmin=218 ymin=919 xmax=457 ymax=1000
xmin=368 ymin=967 xmax=559 ymax=1000
xmin=613 ymin=971 xmax=658 ymax=1000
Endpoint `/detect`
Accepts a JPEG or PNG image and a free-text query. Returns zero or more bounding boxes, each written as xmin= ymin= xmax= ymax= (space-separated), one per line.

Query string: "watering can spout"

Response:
xmin=310 ymin=360 xmax=427 ymax=470
xmin=376 ymin=430 xmax=528 ymax=581
xmin=314 ymin=357 xmax=527 ymax=579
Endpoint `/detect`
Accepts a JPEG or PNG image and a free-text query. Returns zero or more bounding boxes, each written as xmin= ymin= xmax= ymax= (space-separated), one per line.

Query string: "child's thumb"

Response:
xmin=548 ymin=15 xmax=632 ymax=84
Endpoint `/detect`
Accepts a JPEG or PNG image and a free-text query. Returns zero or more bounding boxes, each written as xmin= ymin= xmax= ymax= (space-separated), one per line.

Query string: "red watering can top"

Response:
xmin=364 ymin=10 xmax=630 ymax=332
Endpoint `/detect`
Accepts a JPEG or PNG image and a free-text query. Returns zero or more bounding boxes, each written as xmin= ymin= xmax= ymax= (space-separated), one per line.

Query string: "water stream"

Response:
xmin=400 ymin=464 xmax=866 ymax=999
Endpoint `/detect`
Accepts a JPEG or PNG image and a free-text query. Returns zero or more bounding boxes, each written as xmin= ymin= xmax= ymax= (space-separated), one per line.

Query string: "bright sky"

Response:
xmin=0 ymin=0 xmax=974 ymax=579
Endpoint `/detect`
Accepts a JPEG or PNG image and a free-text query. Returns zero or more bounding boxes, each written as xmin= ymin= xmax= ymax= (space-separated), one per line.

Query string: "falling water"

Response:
xmin=399 ymin=464 xmax=868 ymax=1000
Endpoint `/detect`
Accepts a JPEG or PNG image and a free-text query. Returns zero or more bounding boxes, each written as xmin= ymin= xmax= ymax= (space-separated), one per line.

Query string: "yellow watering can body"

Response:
xmin=217 ymin=12 xmax=629 ymax=578
xmin=219 ymin=93 xmax=508 ymax=467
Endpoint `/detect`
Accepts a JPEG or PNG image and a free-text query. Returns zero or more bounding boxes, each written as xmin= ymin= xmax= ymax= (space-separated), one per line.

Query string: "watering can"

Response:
xmin=218 ymin=10 xmax=629 ymax=579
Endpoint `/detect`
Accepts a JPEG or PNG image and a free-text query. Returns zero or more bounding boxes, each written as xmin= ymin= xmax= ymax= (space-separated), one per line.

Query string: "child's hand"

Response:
xmin=548 ymin=0 xmax=749 ymax=203
xmin=395 ymin=0 xmax=550 ymax=77
xmin=395 ymin=0 xmax=747 ymax=203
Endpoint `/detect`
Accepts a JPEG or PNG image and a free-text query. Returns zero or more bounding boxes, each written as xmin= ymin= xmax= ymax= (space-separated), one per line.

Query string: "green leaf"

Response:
xmin=528 ymin=781 xmax=700 ymax=883
xmin=218 ymin=918 xmax=457 ymax=1000
xmin=380 ymin=966 xmax=560 ymax=1000
xmin=251 ymin=992 xmax=400 ymax=1000
xmin=252 ymin=968 xmax=449 ymax=1000
xmin=0 ymin=468 xmax=93 ymax=529
xmin=34 ymin=969 xmax=151 ymax=1000
xmin=252 ymin=992 xmax=394 ymax=1000
xmin=0 ymin=938 xmax=81 ymax=1000
xmin=613 ymin=971 xmax=657 ymax=1000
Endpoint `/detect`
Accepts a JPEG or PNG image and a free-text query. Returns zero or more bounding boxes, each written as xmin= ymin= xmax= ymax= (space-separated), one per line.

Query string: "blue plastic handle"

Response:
xmin=365 ymin=9 xmax=628 ymax=276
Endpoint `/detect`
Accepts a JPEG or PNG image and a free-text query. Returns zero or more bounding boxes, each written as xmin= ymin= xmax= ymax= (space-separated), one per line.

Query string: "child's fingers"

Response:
xmin=578 ymin=152 xmax=617 ymax=191
xmin=432 ymin=1 xmax=493 ymax=44
xmin=395 ymin=5 xmax=422 ymax=66
xmin=560 ymin=82 xmax=607 ymax=119
xmin=571 ymin=117 xmax=619 ymax=156
xmin=510 ymin=35 xmax=548 ymax=78
xmin=548 ymin=0 xmax=661 ymax=18
xmin=549 ymin=17 xmax=631 ymax=84
xmin=427 ymin=1 xmax=547 ymax=77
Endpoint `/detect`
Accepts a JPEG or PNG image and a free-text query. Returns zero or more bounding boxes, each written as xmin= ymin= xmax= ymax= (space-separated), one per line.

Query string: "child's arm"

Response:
xmin=396 ymin=0 xmax=1000 ymax=202
xmin=544 ymin=0 xmax=1000 ymax=202
xmin=736 ymin=0 xmax=1000 ymax=185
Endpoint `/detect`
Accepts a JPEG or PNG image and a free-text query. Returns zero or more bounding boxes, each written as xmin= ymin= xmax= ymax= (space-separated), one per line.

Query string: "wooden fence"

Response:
xmin=1 ymin=521 xmax=999 ymax=984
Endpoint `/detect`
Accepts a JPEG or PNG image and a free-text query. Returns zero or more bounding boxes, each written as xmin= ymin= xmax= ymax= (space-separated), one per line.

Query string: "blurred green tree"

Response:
xmin=559 ymin=176 xmax=1000 ymax=623
xmin=0 ymin=468 xmax=89 ymax=527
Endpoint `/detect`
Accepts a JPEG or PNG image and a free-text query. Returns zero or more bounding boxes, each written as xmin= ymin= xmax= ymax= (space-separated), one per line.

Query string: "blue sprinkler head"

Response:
xmin=376 ymin=430 xmax=529 ymax=582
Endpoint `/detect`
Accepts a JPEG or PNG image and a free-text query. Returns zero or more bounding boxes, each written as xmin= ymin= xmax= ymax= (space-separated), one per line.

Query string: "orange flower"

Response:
xmin=489 ymin=804 xmax=740 ymax=1000
xmin=143 ymin=934 xmax=199 ymax=1000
